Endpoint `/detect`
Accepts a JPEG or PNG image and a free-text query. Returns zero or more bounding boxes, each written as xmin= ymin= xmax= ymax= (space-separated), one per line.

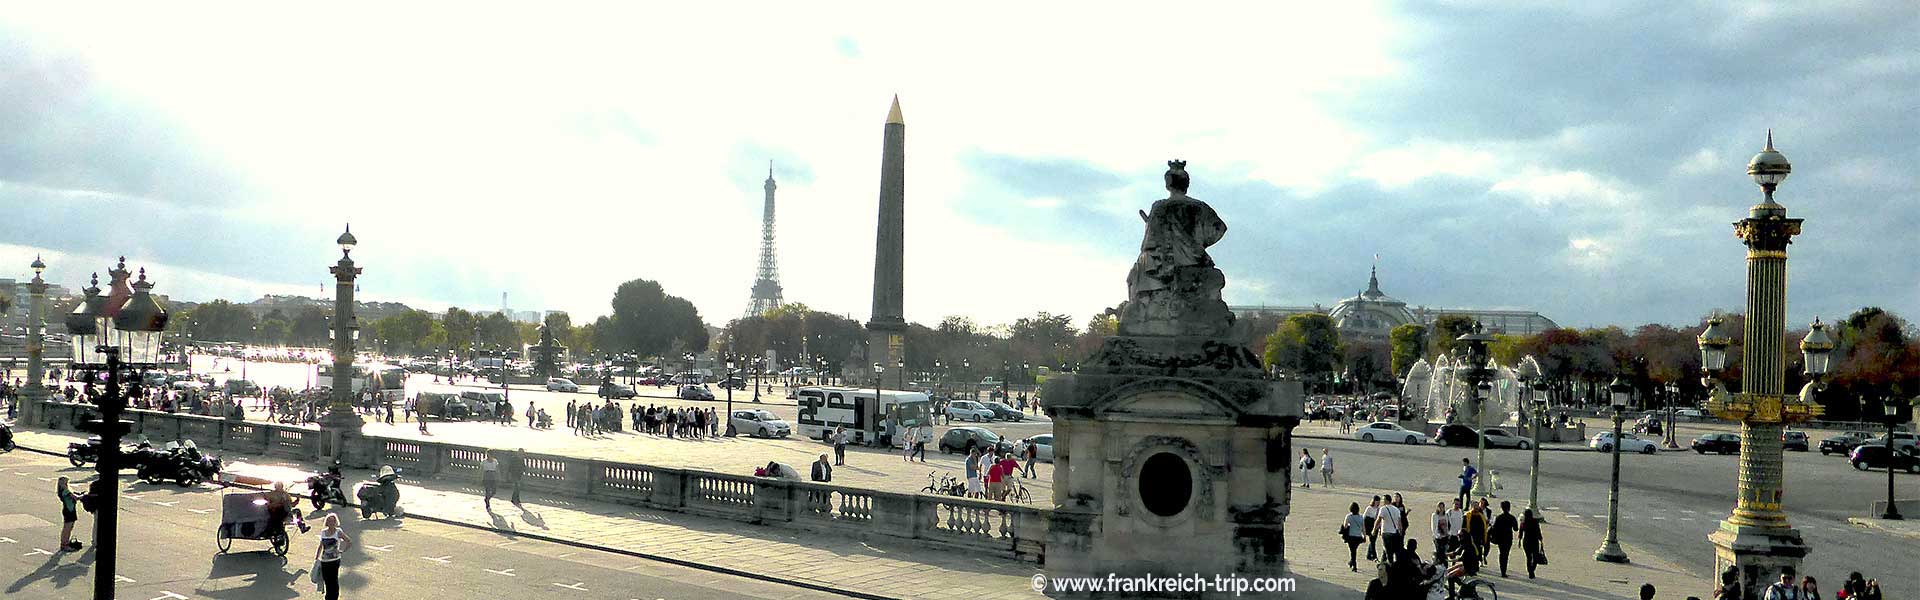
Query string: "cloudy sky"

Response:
xmin=3 ymin=3 xmax=1914 ymax=331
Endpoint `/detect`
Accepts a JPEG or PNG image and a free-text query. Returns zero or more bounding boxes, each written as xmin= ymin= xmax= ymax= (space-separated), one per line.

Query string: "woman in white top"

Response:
xmin=1319 ymin=449 xmax=1334 ymax=486
xmin=1342 ymin=502 xmax=1368 ymax=571
xmin=1431 ymin=502 xmax=1451 ymax=565
xmin=315 ymin=513 xmax=353 ymax=600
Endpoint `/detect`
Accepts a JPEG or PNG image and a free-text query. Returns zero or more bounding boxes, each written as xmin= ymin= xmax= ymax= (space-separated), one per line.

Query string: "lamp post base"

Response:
xmin=1881 ymin=511 xmax=1904 ymax=521
xmin=1709 ymin=521 xmax=1807 ymax=599
xmin=1593 ymin=539 xmax=1629 ymax=563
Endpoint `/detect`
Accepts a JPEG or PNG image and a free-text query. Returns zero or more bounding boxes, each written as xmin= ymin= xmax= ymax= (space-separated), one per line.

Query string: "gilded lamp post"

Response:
xmin=320 ymin=225 xmax=365 ymax=460
xmin=1700 ymin=133 xmax=1828 ymax=596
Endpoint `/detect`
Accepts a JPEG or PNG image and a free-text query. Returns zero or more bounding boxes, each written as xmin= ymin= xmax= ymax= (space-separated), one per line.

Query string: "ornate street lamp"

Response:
xmin=1456 ymin=322 xmax=1496 ymax=497
xmin=322 ymin=225 xmax=364 ymax=434
xmin=1530 ymin=377 xmax=1550 ymax=522
xmin=723 ymin=353 xmax=738 ymax=436
xmin=1595 ymin=375 xmax=1632 ymax=563
xmin=897 ymin=358 xmax=906 ymax=392
xmin=64 ymin=259 xmax=169 ymax=600
xmin=20 ymin=256 xmax=49 ymax=419
xmin=1516 ymin=356 xmax=1543 ymax=519
xmin=872 ymin=361 xmax=885 ymax=447
xmin=1881 ymin=400 xmax=1904 ymax=520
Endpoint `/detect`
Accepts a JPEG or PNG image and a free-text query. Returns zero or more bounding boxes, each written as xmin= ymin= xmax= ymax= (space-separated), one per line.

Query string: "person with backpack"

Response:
xmin=1298 ymin=449 xmax=1316 ymax=488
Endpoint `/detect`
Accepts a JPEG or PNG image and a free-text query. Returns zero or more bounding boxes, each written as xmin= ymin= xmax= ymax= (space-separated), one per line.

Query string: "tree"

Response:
xmin=443 ymin=308 xmax=478 ymax=353
xmin=1427 ymin=314 xmax=1478 ymax=359
xmin=599 ymin=279 xmax=708 ymax=357
xmin=373 ymin=310 xmax=436 ymax=356
xmin=256 ymin=316 xmax=291 ymax=346
xmin=291 ymin=307 xmax=331 ymax=347
xmin=1010 ymin=312 xmax=1076 ymax=368
xmin=177 ymin=300 xmax=257 ymax=342
xmin=1264 ymin=313 xmax=1343 ymax=389
xmin=1389 ymin=324 xmax=1426 ymax=376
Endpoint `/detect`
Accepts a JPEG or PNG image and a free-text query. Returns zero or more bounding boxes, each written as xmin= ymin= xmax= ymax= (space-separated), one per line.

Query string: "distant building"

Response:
xmin=1230 ymin=267 xmax=1559 ymax=341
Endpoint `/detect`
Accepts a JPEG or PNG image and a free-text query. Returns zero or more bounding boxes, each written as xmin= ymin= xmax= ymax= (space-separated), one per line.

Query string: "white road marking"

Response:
xmin=187 ymin=508 xmax=214 ymax=514
xmin=151 ymin=501 xmax=179 ymax=507
xmin=485 ymin=568 xmax=517 ymax=577
xmin=14 ymin=471 xmax=31 ymax=476
xmin=0 ymin=537 xmax=16 ymax=544
xmin=1543 ymin=506 xmax=1560 ymax=510
xmin=26 ymin=548 xmax=53 ymax=556
xmin=366 ymin=544 xmax=393 ymax=552
xmin=123 ymin=494 xmax=143 ymax=501
xmin=116 ymin=574 xmax=136 ymax=583
xmin=553 ymin=582 xmax=589 ymax=591
xmin=1651 ymin=516 xmax=1665 ymax=520
xmin=1681 ymin=509 xmax=1697 ymax=514
xmin=150 ymin=592 xmax=189 ymax=600
xmin=37 ymin=477 xmax=54 ymax=482
xmin=1564 ymin=514 xmax=1582 ymax=518
xmin=494 ymin=540 xmax=518 ymax=547
xmin=1681 ymin=518 xmax=1696 ymax=521
xmin=557 ymin=552 xmax=576 ymax=558
xmin=422 ymin=555 xmax=452 ymax=564
xmin=1591 ymin=515 xmax=1606 ymax=519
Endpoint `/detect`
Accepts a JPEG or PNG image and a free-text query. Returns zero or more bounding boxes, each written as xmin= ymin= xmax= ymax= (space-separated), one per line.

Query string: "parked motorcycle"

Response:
xmin=68 ymin=436 xmax=159 ymax=469
xmin=138 ymin=440 xmax=222 ymax=487
xmin=355 ymin=465 xmax=404 ymax=519
xmin=307 ymin=461 xmax=349 ymax=510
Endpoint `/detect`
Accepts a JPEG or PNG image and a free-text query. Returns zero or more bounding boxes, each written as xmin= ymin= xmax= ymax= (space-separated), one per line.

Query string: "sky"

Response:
xmin=3 ymin=2 xmax=1915 ymax=332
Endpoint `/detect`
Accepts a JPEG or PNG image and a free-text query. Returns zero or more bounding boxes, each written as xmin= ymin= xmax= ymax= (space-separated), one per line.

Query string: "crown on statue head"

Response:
xmin=1167 ymin=160 xmax=1187 ymax=172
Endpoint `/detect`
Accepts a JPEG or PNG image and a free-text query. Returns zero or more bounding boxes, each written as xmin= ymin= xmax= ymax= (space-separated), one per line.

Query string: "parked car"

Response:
xmin=938 ymin=426 xmax=1011 ymax=455
xmin=1354 ymin=422 xmax=1427 ymax=445
xmin=717 ymin=377 xmax=748 ymax=391
xmin=597 ymin=383 xmax=637 ymax=399
xmin=1820 ymin=431 xmax=1875 ymax=455
xmin=1018 ymin=434 xmax=1055 ymax=462
xmin=730 ymin=409 xmax=790 ymax=438
xmin=1780 ymin=430 xmax=1809 ymax=452
xmin=1433 ymin=425 xmax=1531 ymax=449
xmin=1591 ymin=431 xmax=1658 ymax=454
xmin=677 ymin=385 xmax=715 ymax=401
xmin=944 ymin=400 xmax=996 ymax=422
xmin=1849 ymin=445 xmax=1920 ymax=473
xmin=544 ymin=378 xmax=580 ymax=393
xmin=1691 ymin=433 xmax=1742 ymax=455
xmin=223 ymin=379 xmax=261 ymax=396
xmin=981 ymin=401 xmax=1025 ymax=422
xmin=1862 ymin=432 xmax=1919 ymax=454
xmin=1674 ymin=408 xmax=1705 ymax=418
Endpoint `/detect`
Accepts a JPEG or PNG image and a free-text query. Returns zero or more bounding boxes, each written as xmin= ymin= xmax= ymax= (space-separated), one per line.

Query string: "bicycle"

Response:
xmin=1005 ymin=478 xmax=1034 ymax=504
xmin=921 ymin=471 xmax=964 ymax=497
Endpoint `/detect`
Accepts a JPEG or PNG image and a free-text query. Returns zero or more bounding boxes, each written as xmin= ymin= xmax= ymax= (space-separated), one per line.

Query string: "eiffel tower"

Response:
xmin=745 ymin=163 xmax=784 ymax=318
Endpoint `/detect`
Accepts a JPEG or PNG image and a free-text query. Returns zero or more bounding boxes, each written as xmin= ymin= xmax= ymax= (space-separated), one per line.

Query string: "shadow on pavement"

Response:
xmin=6 ymin=548 xmax=91 ymax=593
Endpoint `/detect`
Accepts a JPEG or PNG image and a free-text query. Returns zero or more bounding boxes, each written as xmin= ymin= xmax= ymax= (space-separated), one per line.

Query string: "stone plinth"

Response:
xmin=1043 ymin=335 xmax=1302 ymax=598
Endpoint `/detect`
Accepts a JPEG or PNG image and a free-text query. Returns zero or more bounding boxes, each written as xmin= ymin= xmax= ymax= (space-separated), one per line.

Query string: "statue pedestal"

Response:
xmin=1710 ymin=521 xmax=1807 ymax=599
xmin=317 ymin=409 xmax=365 ymax=467
xmin=1042 ymin=336 xmax=1303 ymax=598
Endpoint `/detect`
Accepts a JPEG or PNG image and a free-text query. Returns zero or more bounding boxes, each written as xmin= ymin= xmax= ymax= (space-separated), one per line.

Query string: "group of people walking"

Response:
xmin=1355 ymin=491 xmax=1545 ymax=599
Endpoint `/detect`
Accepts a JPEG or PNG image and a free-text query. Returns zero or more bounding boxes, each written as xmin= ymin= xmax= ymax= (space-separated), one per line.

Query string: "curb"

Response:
xmin=1847 ymin=517 xmax=1920 ymax=540
xmin=13 ymin=441 xmax=899 ymax=600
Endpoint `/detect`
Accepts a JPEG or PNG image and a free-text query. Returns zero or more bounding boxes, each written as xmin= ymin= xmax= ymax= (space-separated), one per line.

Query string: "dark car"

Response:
xmin=1848 ymin=445 xmax=1920 ymax=473
xmin=717 ymin=377 xmax=747 ymax=391
xmin=938 ymin=427 xmax=1012 ymax=455
xmin=981 ymin=401 xmax=1025 ymax=422
xmin=1821 ymin=431 xmax=1875 ymax=455
xmin=1434 ymin=424 xmax=1480 ymax=447
xmin=677 ymin=385 xmax=715 ymax=401
xmin=1780 ymin=430 xmax=1809 ymax=452
xmin=1691 ymin=433 xmax=1741 ymax=455
xmin=597 ymin=383 xmax=637 ymax=399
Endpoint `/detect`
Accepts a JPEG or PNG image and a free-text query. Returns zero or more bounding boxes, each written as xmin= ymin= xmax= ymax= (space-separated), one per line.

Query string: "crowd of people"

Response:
xmin=560 ymin=398 xmax=720 ymax=439
xmin=1356 ymin=490 xmax=1546 ymax=599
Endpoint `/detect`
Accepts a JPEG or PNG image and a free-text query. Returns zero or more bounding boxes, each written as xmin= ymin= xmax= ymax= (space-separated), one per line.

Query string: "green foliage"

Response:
xmin=291 ymin=307 xmax=330 ymax=347
xmin=1426 ymin=314 xmax=1478 ymax=359
xmin=180 ymin=300 xmax=258 ymax=342
xmin=1389 ymin=324 xmax=1426 ymax=376
xmin=372 ymin=310 xmax=437 ymax=356
xmin=1264 ymin=313 xmax=1343 ymax=381
xmin=442 ymin=307 xmax=477 ymax=351
xmin=599 ymin=279 xmax=708 ymax=357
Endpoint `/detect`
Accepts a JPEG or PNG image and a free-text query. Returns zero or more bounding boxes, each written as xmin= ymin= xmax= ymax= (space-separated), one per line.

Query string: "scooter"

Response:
xmin=307 ymin=461 xmax=349 ymax=510
xmin=355 ymin=465 xmax=404 ymax=519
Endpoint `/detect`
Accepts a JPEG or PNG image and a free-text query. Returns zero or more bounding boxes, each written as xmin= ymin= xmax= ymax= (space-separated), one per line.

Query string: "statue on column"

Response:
xmin=1118 ymin=160 xmax=1234 ymax=338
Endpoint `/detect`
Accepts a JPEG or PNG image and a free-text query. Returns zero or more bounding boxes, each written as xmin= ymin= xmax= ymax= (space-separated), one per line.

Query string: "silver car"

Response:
xmin=731 ymin=409 xmax=791 ymax=438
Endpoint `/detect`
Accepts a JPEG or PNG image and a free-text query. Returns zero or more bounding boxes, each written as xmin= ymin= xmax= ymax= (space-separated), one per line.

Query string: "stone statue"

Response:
xmin=1118 ymin=160 xmax=1234 ymax=337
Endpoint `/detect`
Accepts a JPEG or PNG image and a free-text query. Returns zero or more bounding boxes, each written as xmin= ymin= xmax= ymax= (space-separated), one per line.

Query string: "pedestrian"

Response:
xmin=1458 ymin=457 xmax=1478 ymax=504
xmin=986 ymin=452 xmax=1009 ymax=501
xmin=811 ymin=453 xmax=832 ymax=483
xmin=55 ymin=477 xmax=83 ymax=551
xmin=913 ymin=424 xmax=932 ymax=463
xmin=1490 ymin=500 xmax=1517 ymax=577
xmin=1319 ymin=448 xmax=1334 ymax=486
xmin=1519 ymin=508 xmax=1544 ymax=579
xmin=526 ymin=401 xmax=536 ymax=428
xmin=902 ymin=424 xmax=917 ymax=462
xmin=832 ymin=426 xmax=849 ymax=465
xmin=1298 ymin=449 xmax=1315 ymax=488
xmin=1022 ymin=438 xmax=1039 ymax=478
xmin=1363 ymin=495 xmax=1382 ymax=561
xmin=1342 ymin=501 xmax=1367 ymax=571
xmin=567 ymin=400 xmax=578 ymax=435
xmin=1863 ymin=579 xmax=1882 ymax=600
xmin=384 ymin=399 xmax=395 ymax=425
xmin=1642 ymin=583 xmax=1657 ymax=600
xmin=1430 ymin=502 xmax=1451 ymax=566
xmin=1842 ymin=572 xmax=1867 ymax=598
xmin=1763 ymin=570 xmax=1799 ymax=600
xmin=507 ymin=448 xmax=525 ymax=506
xmin=481 ymin=451 xmax=500 ymax=512
xmin=313 ymin=513 xmax=353 ymax=600
xmin=1800 ymin=576 xmax=1821 ymax=600
xmin=1463 ymin=499 xmax=1487 ymax=575
xmin=1375 ymin=493 xmax=1405 ymax=556
xmin=1447 ymin=499 xmax=1466 ymax=564
xmin=965 ymin=448 xmax=983 ymax=498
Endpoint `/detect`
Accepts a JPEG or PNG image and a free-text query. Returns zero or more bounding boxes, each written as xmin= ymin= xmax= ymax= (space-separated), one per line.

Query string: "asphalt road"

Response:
xmin=0 ymin=450 xmax=854 ymax=600
xmin=1307 ymin=434 xmax=1917 ymax=597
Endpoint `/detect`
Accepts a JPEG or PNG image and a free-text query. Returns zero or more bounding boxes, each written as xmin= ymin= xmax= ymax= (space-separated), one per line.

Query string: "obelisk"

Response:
xmin=868 ymin=96 xmax=907 ymax=383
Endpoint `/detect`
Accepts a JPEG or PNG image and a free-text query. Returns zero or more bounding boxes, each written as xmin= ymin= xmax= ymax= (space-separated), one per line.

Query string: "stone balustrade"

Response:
xmin=27 ymin=400 xmax=1048 ymax=563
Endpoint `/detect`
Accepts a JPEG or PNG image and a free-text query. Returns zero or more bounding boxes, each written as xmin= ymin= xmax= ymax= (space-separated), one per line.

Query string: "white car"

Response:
xmin=544 ymin=377 xmax=580 ymax=392
xmin=1019 ymin=434 xmax=1055 ymax=462
xmin=1354 ymin=422 xmax=1427 ymax=445
xmin=1674 ymin=408 xmax=1705 ymax=418
xmin=945 ymin=400 xmax=996 ymax=422
xmin=731 ymin=409 xmax=791 ymax=438
xmin=1590 ymin=431 xmax=1657 ymax=454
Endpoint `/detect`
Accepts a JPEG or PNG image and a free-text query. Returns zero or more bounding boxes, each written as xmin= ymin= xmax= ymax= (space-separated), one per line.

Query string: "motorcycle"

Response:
xmin=139 ymin=440 xmax=222 ymax=487
xmin=354 ymin=465 xmax=404 ymax=519
xmin=307 ymin=461 xmax=349 ymax=510
xmin=68 ymin=436 xmax=158 ymax=469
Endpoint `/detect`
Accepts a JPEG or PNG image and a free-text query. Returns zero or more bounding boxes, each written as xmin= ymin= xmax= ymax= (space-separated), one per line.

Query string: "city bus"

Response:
xmin=316 ymin=363 xmax=408 ymax=404
xmin=793 ymin=386 xmax=931 ymax=448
